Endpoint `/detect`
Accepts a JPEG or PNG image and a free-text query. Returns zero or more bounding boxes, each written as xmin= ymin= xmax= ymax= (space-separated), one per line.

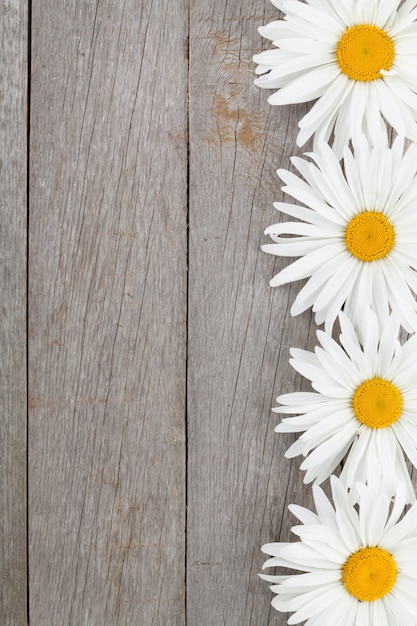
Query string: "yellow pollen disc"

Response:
xmin=352 ymin=377 xmax=402 ymax=429
xmin=343 ymin=547 xmax=397 ymax=601
xmin=345 ymin=211 xmax=394 ymax=262
xmin=337 ymin=24 xmax=395 ymax=82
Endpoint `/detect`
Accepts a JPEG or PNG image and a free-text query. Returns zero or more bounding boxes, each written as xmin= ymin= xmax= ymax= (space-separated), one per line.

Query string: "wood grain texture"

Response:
xmin=188 ymin=1 xmax=317 ymax=624
xmin=29 ymin=1 xmax=188 ymax=624
xmin=0 ymin=1 xmax=28 ymax=623
xmin=3 ymin=1 xmax=408 ymax=624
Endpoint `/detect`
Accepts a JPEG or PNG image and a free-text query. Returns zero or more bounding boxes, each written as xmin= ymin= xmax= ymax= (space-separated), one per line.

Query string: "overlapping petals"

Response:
xmin=263 ymin=133 xmax=417 ymax=333
xmin=262 ymin=478 xmax=417 ymax=625
xmin=275 ymin=310 xmax=417 ymax=503
xmin=254 ymin=0 xmax=417 ymax=156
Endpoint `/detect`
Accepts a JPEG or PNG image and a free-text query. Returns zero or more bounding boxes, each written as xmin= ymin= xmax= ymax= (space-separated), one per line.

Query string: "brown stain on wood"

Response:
xmin=203 ymin=31 xmax=254 ymax=75
xmin=168 ymin=129 xmax=188 ymax=161
xmin=124 ymin=386 xmax=138 ymax=402
xmin=208 ymin=94 xmax=264 ymax=151
xmin=204 ymin=31 xmax=240 ymax=52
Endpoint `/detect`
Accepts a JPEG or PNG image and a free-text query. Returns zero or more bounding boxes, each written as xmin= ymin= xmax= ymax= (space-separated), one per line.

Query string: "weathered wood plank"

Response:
xmin=188 ymin=1 xmax=317 ymax=624
xmin=29 ymin=1 xmax=188 ymax=623
xmin=0 ymin=1 xmax=28 ymax=623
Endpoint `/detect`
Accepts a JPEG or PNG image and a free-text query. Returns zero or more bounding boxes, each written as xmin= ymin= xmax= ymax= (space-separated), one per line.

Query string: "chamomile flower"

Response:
xmin=262 ymin=477 xmax=417 ymax=625
xmin=254 ymin=0 xmax=417 ymax=156
xmin=275 ymin=310 xmax=417 ymax=503
xmin=263 ymin=134 xmax=417 ymax=333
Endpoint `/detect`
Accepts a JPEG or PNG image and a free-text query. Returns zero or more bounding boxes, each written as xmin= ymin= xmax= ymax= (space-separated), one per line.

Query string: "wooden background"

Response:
xmin=1 ymin=0 xmax=321 ymax=624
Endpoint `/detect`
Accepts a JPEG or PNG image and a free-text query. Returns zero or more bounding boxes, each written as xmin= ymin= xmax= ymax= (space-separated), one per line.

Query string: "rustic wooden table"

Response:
xmin=2 ymin=1 xmax=321 ymax=624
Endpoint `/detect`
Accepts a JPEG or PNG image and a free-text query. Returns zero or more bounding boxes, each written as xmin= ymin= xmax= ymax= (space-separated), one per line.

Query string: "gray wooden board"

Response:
xmin=0 ymin=1 xmax=28 ymax=623
xmin=188 ymin=1 xmax=318 ymax=624
xmin=29 ymin=0 xmax=188 ymax=624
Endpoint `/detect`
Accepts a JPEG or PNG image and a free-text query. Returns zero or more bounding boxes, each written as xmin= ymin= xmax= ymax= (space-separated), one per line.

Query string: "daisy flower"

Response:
xmin=263 ymin=134 xmax=417 ymax=333
xmin=254 ymin=0 xmax=417 ymax=156
xmin=275 ymin=310 xmax=417 ymax=502
xmin=261 ymin=477 xmax=417 ymax=625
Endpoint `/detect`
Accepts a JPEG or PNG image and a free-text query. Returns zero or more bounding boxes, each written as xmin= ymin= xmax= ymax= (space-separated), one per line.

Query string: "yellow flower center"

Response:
xmin=345 ymin=211 xmax=394 ymax=262
xmin=336 ymin=25 xmax=395 ymax=82
xmin=343 ymin=547 xmax=397 ymax=601
xmin=352 ymin=377 xmax=403 ymax=429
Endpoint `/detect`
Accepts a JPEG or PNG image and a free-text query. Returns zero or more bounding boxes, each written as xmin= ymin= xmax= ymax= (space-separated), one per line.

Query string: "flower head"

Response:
xmin=254 ymin=0 xmax=417 ymax=155
xmin=262 ymin=477 xmax=417 ymax=625
xmin=275 ymin=310 xmax=417 ymax=502
xmin=263 ymin=134 xmax=417 ymax=333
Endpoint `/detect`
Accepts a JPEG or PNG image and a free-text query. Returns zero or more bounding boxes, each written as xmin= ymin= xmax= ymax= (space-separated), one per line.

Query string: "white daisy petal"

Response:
xmin=288 ymin=584 xmax=346 ymax=623
xmin=289 ymin=503 xmax=319 ymax=525
xmin=297 ymin=75 xmax=351 ymax=147
xmin=383 ymin=593 xmax=415 ymax=626
xmin=370 ymin=600 xmax=390 ymax=626
xmin=268 ymin=65 xmax=340 ymax=106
